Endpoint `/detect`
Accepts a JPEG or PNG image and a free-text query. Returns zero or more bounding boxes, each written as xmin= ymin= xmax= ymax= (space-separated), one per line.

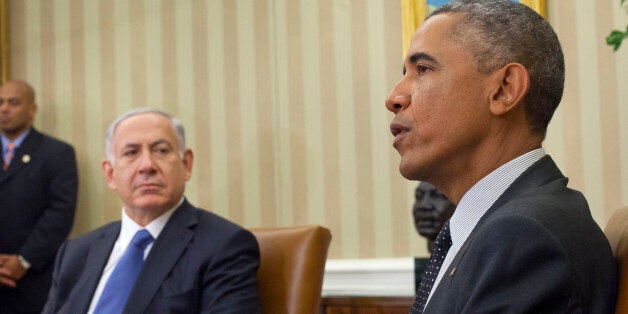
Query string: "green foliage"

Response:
xmin=607 ymin=0 xmax=628 ymax=51
xmin=606 ymin=27 xmax=628 ymax=51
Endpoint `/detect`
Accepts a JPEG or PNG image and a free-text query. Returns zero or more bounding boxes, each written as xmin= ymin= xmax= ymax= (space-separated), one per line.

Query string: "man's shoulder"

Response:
xmin=17 ymin=129 xmax=76 ymax=163
xmin=478 ymin=176 xmax=609 ymax=258
xmin=177 ymin=204 xmax=253 ymax=241
xmin=66 ymin=221 xmax=120 ymax=247
xmin=32 ymin=129 xmax=75 ymax=151
xmin=162 ymin=203 xmax=258 ymax=260
xmin=489 ymin=154 xmax=587 ymax=219
xmin=192 ymin=206 xmax=249 ymax=233
xmin=496 ymin=174 xmax=588 ymax=221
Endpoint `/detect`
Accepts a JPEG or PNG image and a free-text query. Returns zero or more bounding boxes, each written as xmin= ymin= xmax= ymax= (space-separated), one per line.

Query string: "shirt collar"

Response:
xmin=119 ymin=197 xmax=184 ymax=243
xmin=2 ymin=129 xmax=31 ymax=151
xmin=449 ymin=148 xmax=546 ymax=249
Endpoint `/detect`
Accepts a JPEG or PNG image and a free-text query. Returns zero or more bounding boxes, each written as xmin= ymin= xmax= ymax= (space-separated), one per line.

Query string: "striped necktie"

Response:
xmin=3 ymin=141 xmax=15 ymax=170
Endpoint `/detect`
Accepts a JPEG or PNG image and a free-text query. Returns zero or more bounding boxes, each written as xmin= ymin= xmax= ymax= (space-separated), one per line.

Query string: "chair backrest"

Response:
xmin=604 ymin=206 xmax=628 ymax=314
xmin=250 ymin=225 xmax=332 ymax=314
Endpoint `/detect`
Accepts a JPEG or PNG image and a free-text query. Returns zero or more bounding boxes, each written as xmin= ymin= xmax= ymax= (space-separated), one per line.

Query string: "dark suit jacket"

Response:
xmin=424 ymin=156 xmax=617 ymax=313
xmin=0 ymin=128 xmax=78 ymax=313
xmin=43 ymin=200 xmax=261 ymax=314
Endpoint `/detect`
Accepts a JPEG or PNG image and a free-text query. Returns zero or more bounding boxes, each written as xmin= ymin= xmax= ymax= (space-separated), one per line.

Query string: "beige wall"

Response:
xmin=545 ymin=0 xmax=628 ymax=226
xmin=6 ymin=0 xmax=628 ymax=260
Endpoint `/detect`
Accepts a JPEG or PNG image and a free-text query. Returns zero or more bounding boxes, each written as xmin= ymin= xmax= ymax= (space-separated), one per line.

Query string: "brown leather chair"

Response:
xmin=605 ymin=206 xmax=628 ymax=314
xmin=250 ymin=225 xmax=332 ymax=314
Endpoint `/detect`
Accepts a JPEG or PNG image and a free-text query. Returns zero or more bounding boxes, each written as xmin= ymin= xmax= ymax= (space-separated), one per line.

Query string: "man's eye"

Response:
xmin=9 ymin=99 xmax=21 ymax=105
xmin=154 ymin=147 xmax=171 ymax=155
xmin=417 ymin=65 xmax=431 ymax=74
xmin=123 ymin=150 xmax=137 ymax=157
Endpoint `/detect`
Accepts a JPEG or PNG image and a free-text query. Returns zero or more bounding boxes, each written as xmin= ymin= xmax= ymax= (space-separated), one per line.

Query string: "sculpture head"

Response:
xmin=413 ymin=181 xmax=455 ymax=252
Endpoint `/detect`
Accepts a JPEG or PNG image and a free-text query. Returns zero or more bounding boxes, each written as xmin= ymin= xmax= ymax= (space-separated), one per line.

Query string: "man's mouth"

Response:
xmin=135 ymin=183 xmax=163 ymax=190
xmin=390 ymin=123 xmax=409 ymax=137
xmin=390 ymin=123 xmax=410 ymax=148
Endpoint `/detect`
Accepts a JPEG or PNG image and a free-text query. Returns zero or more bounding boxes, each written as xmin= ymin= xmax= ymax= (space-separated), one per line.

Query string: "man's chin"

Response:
xmin=399 ymin=163 xmax=422 ymax=181
xmin=398 ymin=156 xmax=435 ymax=181
xmin=129 ymin=196 xmax=171 ymax=212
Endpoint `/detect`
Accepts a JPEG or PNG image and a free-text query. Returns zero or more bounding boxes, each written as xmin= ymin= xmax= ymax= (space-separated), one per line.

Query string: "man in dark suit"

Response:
xmin=0 ymin=80 xmax=78 ymax=313
xmin=386 ymin=0 xmax=617 ymax=312
xmin=43 ymin=108 xmax=261 ymax=313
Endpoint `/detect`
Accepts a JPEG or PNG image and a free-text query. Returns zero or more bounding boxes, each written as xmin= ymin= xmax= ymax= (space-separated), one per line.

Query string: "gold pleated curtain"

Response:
xmin=0 ymin=0 xmax=8 ymax=83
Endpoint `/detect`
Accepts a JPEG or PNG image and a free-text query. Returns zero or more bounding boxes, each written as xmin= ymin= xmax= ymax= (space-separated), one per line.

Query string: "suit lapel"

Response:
xmin=124 ymin=201 xmax=197 ymax=313
xmin=482 ymin=155 xmax=566 ymax=218
xmin=0 ymin=129 xmax=43 ymax=184
xmin=68 ymin=224 xmax=120 ymax=314
xmin=427 ymin=156 xmax=566 ymax=306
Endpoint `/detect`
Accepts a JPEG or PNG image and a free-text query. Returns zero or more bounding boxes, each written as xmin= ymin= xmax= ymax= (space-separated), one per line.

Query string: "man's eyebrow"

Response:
xmin=150 ymin=139 xmax=174 ymax=149
xmin=151 ymin=139 xmax=169 ymax=145
xmin=409 ymin=52 xmax=437 ymax=64
xmin=121 ymin=140 xmax=171 ymax=149
xmin=122 ymin=142 xmax=140 ymax=150
xmin=402 ymin=52 xmax=438 ymax=75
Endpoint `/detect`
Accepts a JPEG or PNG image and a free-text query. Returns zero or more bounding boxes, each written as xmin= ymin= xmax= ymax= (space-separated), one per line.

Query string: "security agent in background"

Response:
xmin=0 ymin=80 xmax=78 ymax=313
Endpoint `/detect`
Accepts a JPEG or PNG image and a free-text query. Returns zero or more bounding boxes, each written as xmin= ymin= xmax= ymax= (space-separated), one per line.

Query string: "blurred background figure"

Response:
xmin=0 ymin=80 xmax=78 ymax=313
xmin=413 ymin=181 xmax=454 ymax=253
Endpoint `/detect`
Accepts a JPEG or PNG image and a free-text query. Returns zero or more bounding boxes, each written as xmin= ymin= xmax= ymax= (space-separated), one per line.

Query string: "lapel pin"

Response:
xmin=22 ymin=155 xmax=31 ymax=164
xmin=449 ymin=267 xmax=457 ymax=277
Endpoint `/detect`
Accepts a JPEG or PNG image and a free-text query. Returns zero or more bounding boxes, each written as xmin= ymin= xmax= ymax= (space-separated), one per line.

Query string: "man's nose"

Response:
xmin=138 ymin=151 xmax=157 ymax=174
xmin=421 ymin=193 xmax=432 ymax=206
xmin=385 ymin=80 xmax=410 ymax=114
xmin=419 ymin=192 xmax=433 ymax=209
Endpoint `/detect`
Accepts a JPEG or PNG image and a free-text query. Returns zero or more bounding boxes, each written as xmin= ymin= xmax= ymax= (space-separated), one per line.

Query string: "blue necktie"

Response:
xmin=411 ymin=220 xmax=452 ymax=313
xmin=93 ymin=229 xmax=154 ymax=314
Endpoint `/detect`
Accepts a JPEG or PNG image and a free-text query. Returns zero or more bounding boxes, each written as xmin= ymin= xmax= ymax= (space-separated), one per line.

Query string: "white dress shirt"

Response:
xmin=426 ymin=148 xmax=547 ymax=305
xmin=87 ymin=199 xmax=181 ymax=313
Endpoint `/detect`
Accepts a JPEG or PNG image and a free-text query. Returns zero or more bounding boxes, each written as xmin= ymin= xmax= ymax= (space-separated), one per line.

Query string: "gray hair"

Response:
xmin=428 ymin=0 xmax=565 ymax=137
xmin=105 ymin=107 xmax=186 ymax=164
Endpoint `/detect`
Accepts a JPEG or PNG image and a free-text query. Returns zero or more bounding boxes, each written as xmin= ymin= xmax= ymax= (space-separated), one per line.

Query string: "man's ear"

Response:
xmin=28 ymin=102 xmax=38 ymax=121
xmin=487 ymin=63 xmax=529 ymax=116
xmin=101 ymin=159 xmax=117 ymax=190
xmin=182 ymin=149 xmax=194 ymax=181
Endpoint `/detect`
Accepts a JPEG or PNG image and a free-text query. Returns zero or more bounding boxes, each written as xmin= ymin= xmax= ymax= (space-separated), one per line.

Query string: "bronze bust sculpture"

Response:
xmin=413 ymin=181 xmax=455 ymax=253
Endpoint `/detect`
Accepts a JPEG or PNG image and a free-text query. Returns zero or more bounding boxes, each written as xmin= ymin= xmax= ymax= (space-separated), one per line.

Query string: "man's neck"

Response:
xmin=124 ymin=197 xmax=185 ymax=227
xmin=1 ymin=128 xmax=31 ymax=145
xmin=1 ymin=127 xmax=31 ymax=142
xmin=430 ymin=135 xmax=543 ymax=204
